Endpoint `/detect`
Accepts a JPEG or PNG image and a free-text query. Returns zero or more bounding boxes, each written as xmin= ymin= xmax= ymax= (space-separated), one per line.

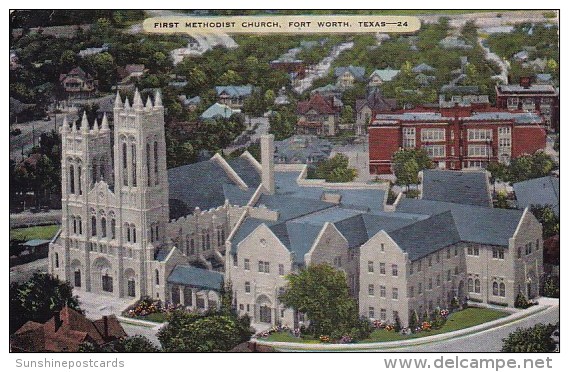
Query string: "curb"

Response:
xmin=254 ymin=304 xmax=552 ymax=351
xmin=117 ymin=315 xmax=166 ymax=330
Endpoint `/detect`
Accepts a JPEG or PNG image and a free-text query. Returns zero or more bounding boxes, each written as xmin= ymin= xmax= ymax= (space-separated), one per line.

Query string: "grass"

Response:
xmin=131 ymin=312 xmax=169 ymax=324
xmin=10 ymin=224 xmax=59 ymax=242
xmin=264 ymin=307 xmax=509 ymax=344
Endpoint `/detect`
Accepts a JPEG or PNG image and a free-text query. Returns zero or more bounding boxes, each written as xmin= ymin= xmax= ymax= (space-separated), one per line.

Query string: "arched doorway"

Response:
xmin=526 ymin=270 xmax=538 ymax=299
xmin=92 ymin=257 xmax=113 ymax=293
xmin=71 ymin=259 xmax=82 ymax=288
xmin=457 ymin=280 xmax=465 ymax=303
xmin=124 ymin=268 xmax=136 ymax=298
xmin=256 ymin=294 xmax=273 ymax=324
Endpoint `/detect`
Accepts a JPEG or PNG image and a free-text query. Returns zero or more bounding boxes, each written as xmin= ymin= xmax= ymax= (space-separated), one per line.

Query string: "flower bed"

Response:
xmin=123 ymin=297 xmax=184 ymax=323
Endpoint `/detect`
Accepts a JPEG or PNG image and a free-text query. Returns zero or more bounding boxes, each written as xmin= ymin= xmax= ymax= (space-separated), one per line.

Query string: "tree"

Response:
xmin=494 ymin=191 xmax=510 ymax=209
xmin=157 ymin=311 xmax=252 ymax=352
xmin=392 ymin=148 xmax=433 ymax=188
xmin=542 ymin=276 xmax=559 ymax=298
xmin=340 ymin=105 xmax=354 ymax=124
xmin=308 ymin=154 xmax=357 ymax=183
xmin=501 ymin=323 xmax=557 ymax=352
xmin=279 ymin=263 xmax=363 ymax=338
xmin=268 ymin=107 xmax=296 ymax=140
xmin=218 ymin=70 xmax=242 ymax=86
xmin=508 ymin=151 xmax=556 ymax=183
xmin=530 ymin=205 xmax=559 ymax=238
xmin=79 ymin=336 xmax=159 ymax=352
xmin=219 ymin=279 xmax=234 ymax=316
xmin=10 ymin=273 xmax=82 ymax=334
xmin=84 ymin=52 xmax=116 ymax=91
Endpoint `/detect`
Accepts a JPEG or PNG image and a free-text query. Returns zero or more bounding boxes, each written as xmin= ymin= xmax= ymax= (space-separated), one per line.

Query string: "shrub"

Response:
xmin=514 ymin=293 xmax=530 ymax=309
xmin=502 ymin=323 xmax=558 ymax=352
xmin=542 ymin=276 xmax=559 ymax=298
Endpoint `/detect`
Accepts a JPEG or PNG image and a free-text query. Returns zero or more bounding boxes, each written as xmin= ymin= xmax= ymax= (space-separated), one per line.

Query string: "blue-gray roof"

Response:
xmin=422 ymin=170 xmax=491 ymax=207
xmin=334 ymin=65 xmax=366 ymax=80
xmin=215 ymin=85 xmax=253 ymax=98
xmin=23 ymin=239 xmax=51 ymax=247
xmin=412 ymin=63 xmax=436 ymax=73
xmin=168 ymin=157 xmax=260 ymax=219
xmin=200 ymin=103 xmax=239 ymax=119
xmin=513 ymin=176 xmax=559 ymax=217
xmin=389 ymin=211 xmax=461 ymax=261
xmin=155 ymin=246 xmax=173 ymax=261
xmin=167 ymin=265 xmax=224 ymax=290
xmin=274 ymin=135 xmax=332 ymax=164
xmin=369 ymin=69 xmax=400 ymax=82
xmin=396 ymin=199 xmax=524 ymax=247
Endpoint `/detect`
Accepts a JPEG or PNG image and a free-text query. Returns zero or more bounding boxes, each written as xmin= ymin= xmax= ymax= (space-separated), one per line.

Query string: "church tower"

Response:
xmin=113 ymin=89 xmax=170 ymax=298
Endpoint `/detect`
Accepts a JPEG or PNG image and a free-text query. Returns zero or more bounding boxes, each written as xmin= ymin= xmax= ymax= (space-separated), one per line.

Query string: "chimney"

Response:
xmin=102 ymin=316 xmax=109 ymax=339
xmin=260 ymin=134 xmax=275 ymax=194
xmin=53 ymin=310 xmax=62 ymax=332
xmin=520 ymin=76 xmax=532 ymax=89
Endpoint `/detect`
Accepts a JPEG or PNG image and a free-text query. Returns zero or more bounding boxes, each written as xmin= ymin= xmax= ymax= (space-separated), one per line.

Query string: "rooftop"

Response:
xmin=421 ymin=169 xmax=492 ymax=207
xmin=513 ymin=176 xmax=559 ymax=217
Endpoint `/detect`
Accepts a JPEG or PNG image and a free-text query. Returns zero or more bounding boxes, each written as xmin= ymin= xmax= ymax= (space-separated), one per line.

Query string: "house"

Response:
xmin=355 ymin=89 xmax=397 ymax=135
xmin=495 ymin=78 xmax=559 ymax=131
xmin=368 ymin=69 xmax=400 ymax=86
xmin=11 ymin=307 xmax=126 ymax=352
xmin=369 ymin=104 xmax=547 ymax=174
xmin=522 ymin=58 xmax=547 ymax=71
xmin=513 ymin=50 xmax=529 ymax=62
xmin=215 ymin=85 xmax=253 ymax=108
xmin=439 ymin=36 xmax=473 ymax=50
xmin=200 ymin=103 xmax=241 ymax=120
xmin=59 ymin=67 xmax=98 ymax=99
xmin=178 ymin=95 xmax=202 ymax=111
xmin=415 ymin=73 xmax=436 ymax=87
xmin=274 ymin=135 xmax=332 ymax=164
xmin=513 ymin=176 xmax=559 ymax=217
xmin=334 ymin=65 xmax=366 ymax=88
xmin=535 ymin=73 xmax=552 ymax=84
xmin=412 ymin=63 xmax=436 ymax=74
xmin=117 ymin=64 xmax=146 ymax=89
xmin=311 ymin=84 xmax=342 ymax=98
xmin=296 ymin=93 xmax=342 ymax=136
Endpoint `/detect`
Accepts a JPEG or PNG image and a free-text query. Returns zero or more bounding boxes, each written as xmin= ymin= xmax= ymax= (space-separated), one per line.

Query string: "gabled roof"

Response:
xmin=356 ymin=89 xmax=397 ymax=112
xmin=167 ymin=265 xmax=224 ymax=290
xmin=421 ymin=169 xmax=491 ymax=207
xmin=200 ymin=103 xmax=240 ymax=119
xmin=215 ymin=85 xmax=253 ymax=98
xmin=513 ymin=176 xmax=559 ymax=217
xmin=412 ymin=63 xmax=436 ymax=73
xmin=297 ymin=93 xmax=338 ymax=115
xmin=334 ymin=65 xmax=366 ymax=80
xmin=369 ymin=69 xmax=400 ymax=82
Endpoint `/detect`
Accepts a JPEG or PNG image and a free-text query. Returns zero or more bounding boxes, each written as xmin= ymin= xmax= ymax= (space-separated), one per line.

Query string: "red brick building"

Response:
xmin=368 ymin=105 xmax=547 ymax=175
xmin=495 ymin=78 xmax=559 ymax=132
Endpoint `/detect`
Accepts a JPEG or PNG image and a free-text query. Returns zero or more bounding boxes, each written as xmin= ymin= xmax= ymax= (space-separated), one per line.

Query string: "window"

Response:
xmin=436 ymin=275 xmax=441 ymax=287
xmin=131 ymin=225 xmax=136 ymax=243
xmin=131 ymin=143 xmax=137 ymax=187
xmin=536 ymin=239 xmax=540 ymax=251
xmin=428 ymin=257 xmax=432 ymax=267
xmin=368 ymin=307 xmax=375 ymax=318
xmin=245 ymin=281 xmax=251 ymax=293
xmin=418 ymin=283 xmax=423 ymax=294
xmin=258 ymin=261 xmax=270 ymax=273
xmin=392 ymin=264 xmax=398 ymax=277
xmin=492 ymin=248 xmax=505 ymax=259
xmin=468 ymin=278 xmax=474 ymax=292
xmin=78 ymin=217 xmax=82 ymax=235
xmin=380 ymin=309 xmax=387 ymax=321
xmin=55 ymin=252 xmax=59 ymax=268
xmin=233 ymin=254 xmax=238 ymax=267
xmin=447 ymin=248 xmax=451 ymax=259
xmin=122 ymin=142 xmax=128 ymax=186
xmin=380 ymin=243 xmax=385 ymax=252
xmin=447 ymin=270 xmax=452 ymax=281
xmin=91 ymin=216 xmax=97 ymax=237
xmin=244 ymin=258 xmax=250 ymax=271
xmin=154 ymin=142 xmax=159 ymax=185
xmin=333 ymin=256 xmax=342 ymax=267
xmin=155 ymin=269 xmax=160 ymax=285
xmin=77 ymin=166 xmax=82 ymax=195
xmin=380 ymin=285 xmax=386 ymax=298
xmin=368 ymin=284 xmax=375 ymax=296
xmin=146 ymin=143 xmax=152 ymax=186
xmin=392 ymin=288 xmax=399 ymax=300
xmin=368 ymin=261 xmax=374 ymax=273
xmin=424 ymin=145 xmax=446 ymax=158
xmin=507 ymin=97 xmax=519 ymax=108
xmin=454 ymin=266 xmax=459 ymax=275
xmin=454 ymin=247 xmax=458 ymax=256
xmin=421 ymin=128 xmax=445 ymax=142
xmin=409 ymin=263 xmax=413 ymax=275
xmin=110 ymin=218 xmax=115 ymax=239
xmin=499 ymin=283 xmax=506 ymax=297
xmin=69 ymin=164 xmax=75 ymax=194
xmin=468 ymin=145 xmax=491 ymax=157
xmin=525 ymin=242 xmax=533 ymax=255
xmin=475 ymin=279 xmax=481 ymax=293
xmin=467 ymin=246 xmax=479 ymax=256
xmin=409 ymin=286 xmax=414 ymax=297
xmin=101 ymin=217 xmax=107 ymax=238
xmin=402 ymin=127 xmax=416 ymax=148
xmin=72 ymin=217 xmax=77 ymax=234
xmin=492 ymin=282 xmax=499 ymax=296
xmin=279 ymin=264 xmax=285 ymax=276
xmin=467 ymin=129 xmax=492 ymax=141
xmin=417 ymin=260 xmax=422 ymax=272
xmin=379 ymin=262 xmax=386 ymax=274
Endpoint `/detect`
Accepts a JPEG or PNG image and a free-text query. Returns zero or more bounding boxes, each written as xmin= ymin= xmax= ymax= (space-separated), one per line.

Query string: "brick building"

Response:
xmin=368 ymin=104 xmax=547 ymax=175
xmin=495 ymin=77 xmax=559 ymax=132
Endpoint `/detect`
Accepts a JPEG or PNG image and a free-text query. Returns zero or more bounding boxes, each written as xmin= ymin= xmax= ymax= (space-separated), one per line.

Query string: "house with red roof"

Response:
xmin=10 ymin=307 xmax=127 ymax=352
xmin=59 ymin=67 xmax=98 ymax=99
xmin=296 ymin=93 xmax=342 ymax=136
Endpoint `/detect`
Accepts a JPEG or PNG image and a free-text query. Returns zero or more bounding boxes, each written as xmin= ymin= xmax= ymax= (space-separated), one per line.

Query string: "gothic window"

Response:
xmin=154 ymin=141 xmax=159 ymax=185
xmin=72 ymin=216 xmax=77 ymax=234
xmin=499 ymin=283 xmax=505 ymax=297
xmin=126 ymin=223 xmax=131 ymax=242
xmin=131 ymin=224 xmax=137 ymax=243
xmin=101 ymin=217 xmax=107 ymax=238
xmin=109 ymin=214 xmax=116 ymax=239
xmin=122 ymin=142 xmax=128 ymax=186
xmin=69 ymin=164 xmax=75 ymax=194
xmin=155 ymin=269 xmax=160 ymax=285
xmin=150 ymin=224 xmax=155 ymax=242
xmin=206 ymin=233 xmax=210 ymax=249
xmin=155 ymin=224 xmax=159 ymax=241
xmin=99 ymin=159 xmax=105 ymax=182
xmin=91 ymin=216 xmax=97 ymax=237
xmin=77 ymin=165 xmax=82 ymax=195
xmin=92 ymin=159 xmax=98 ymax=184
xmin=131 ymin=143 xmax=137 ymax=187
xmin=475 ymin=279 xmax=481 ymax=293
xmin=77 ymin=217 xmax=82 ymax=235
xmin=468 ymin=278 xmax=474 ymax=292
xmin=146 ymin=143 xmax=152 ymax=186
xmin=492 ymin=282 xmax=499 ymax=296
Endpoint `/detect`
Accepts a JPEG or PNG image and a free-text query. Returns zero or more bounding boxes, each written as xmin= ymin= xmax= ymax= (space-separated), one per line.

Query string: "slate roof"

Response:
xmin=297 ymin=93 xmax=338 ymax=115
xmin=355 ymin=88 xmax=397 ymax=113
xmin=496 ymin=84 xmax=557 ymax=94
xmin=513 ymin=176 xmax=559 ymax=217
xmin=389 ymin=211 xmax=461 ymax=260
xmin=167 ymin=265 xmax=224 ymax=290
xmin=535 ymin=73 xmax=552 ymax=83
xmin=215 ymin=85 xmax=253 ymax=98
xmin=274 ymin=135 xmax=332 ymax=164
xmin=396 ymin=198 xmax=524 ymax=247
xmin=412 ymin=63 xmax=436 ymax=73
xmin=334 ymin=65 xmax=366 ymax=80
xmin=369 ymin=69 xmax=400 ymax=82
xmin=155 ymin=246 xmax=173 ymax=261
xmin=167 ymin=156 xmax=260 ymax=219
xmin=421 ymin=169 xmax=491 ymax=207
xmin=200 ymin=103 xmax=240 ymax=119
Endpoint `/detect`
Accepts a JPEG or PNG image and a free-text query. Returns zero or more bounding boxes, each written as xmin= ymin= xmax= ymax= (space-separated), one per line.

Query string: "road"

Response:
xmin=477 ymin=37 xmax=510 ymax=84
xmin=391 ymin=303 xmax=559 ymax=352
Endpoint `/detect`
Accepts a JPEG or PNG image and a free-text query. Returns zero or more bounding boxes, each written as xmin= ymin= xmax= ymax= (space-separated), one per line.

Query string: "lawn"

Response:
xmin=131 ymin=312 xmax=169 ymax=323
xmin=264 ymin=307 xmax=509 ymax=344
xmin=10 ymin=224 xmax=60 ymax=242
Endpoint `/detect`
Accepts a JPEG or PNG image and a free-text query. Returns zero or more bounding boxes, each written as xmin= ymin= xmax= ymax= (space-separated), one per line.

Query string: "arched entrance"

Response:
xmin=92 ymin=257 xmax=113 ymax=293
xmin=70 ymin=259 xmax=82 ymax=288
xmin=124 ymin=268 xmax=136 ymax=298
xmin=457 ymin=280 xmax=465 ymax=303
xmin=526 ymin=270 xmax=538 ymax=299
xmin=256 ymin=294 xmax=273 ymax=324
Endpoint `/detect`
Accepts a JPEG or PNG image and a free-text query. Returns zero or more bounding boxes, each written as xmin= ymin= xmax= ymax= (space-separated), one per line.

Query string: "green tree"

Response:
xmin=218 ymin=70 xmax=242 ymax=85
xmin=157 ymin=311 xmax=252 ymax=352
xmin=79 ymin=335 xmax=159 ymax=352
xmin=268 ymin=107 xmax=297 ymax=140
xmin=309 ymin=154 xmax=357 ymax=183
xmin=494 ymin=191 xmax=510 ymax=209
xmin=340 ymin=105 xmax=354 ymax=124
xmin=501 ymin=323 xmax=557 ymax=352
xmin=84 ymin=52 xmax=116 ymax=91
xmin=279 ymin=263 xmax=362 ymax=338
xmin=10 ymin=273 xmax=82 ymax=334
xmin=530 ymin=205 xmax=559 ymax=238
xmin=542 ymin=276 xmax=559 ymax=298
xmin=392 ymin=148 xmax=432 ymax=188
